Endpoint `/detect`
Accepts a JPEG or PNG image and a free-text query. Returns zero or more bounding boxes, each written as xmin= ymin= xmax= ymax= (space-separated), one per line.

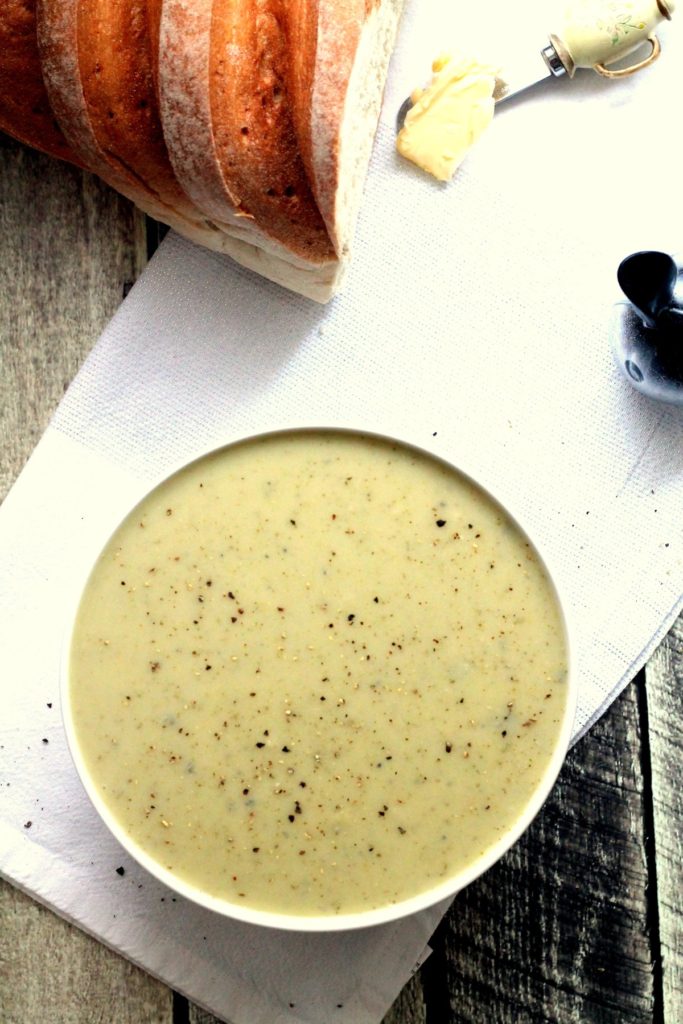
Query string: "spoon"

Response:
xmin=616 ymin=250 xmax=678 ymax=329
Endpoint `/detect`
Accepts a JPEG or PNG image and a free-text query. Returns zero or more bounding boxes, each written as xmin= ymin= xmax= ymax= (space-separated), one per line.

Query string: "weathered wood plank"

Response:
xmin=382 ymin=972 xmax=427 ymax=1024
xmin=0 ymin=133 xmax=146 ymax=496
xmin=422 ymin=679 xmax=655 ymax=1024
xmin=188 ymin=1002 xmax=231 ymax=1024
xmin=0 ymin=884 xmax=173 ymax=1024
xmin=646 ymin=615 xmax=683 ymax=1023
xmin=0 ymin=133 xmax=163 ymax=1024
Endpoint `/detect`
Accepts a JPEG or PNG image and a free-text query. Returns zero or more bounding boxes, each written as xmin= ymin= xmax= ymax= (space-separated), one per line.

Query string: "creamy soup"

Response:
xmin=68 ymin=430 xmax=569 ymax=918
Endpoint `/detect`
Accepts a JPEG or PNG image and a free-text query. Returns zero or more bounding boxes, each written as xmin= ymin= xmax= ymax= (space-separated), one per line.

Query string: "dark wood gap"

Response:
xmin=637 ymin=667 xmax=665 ymax=1024
xmin=146 ymin=215 xmax=169 ymax=260
xmin=421 ymin=941 xmax=454 ymax=1024
xmin=173 ymin=992 xmax=191 ymax=1024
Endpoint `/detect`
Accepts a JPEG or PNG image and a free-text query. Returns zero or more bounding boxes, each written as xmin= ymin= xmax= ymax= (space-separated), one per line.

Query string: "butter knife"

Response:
xmin=397 ymin=0 xmax=676 ymax=128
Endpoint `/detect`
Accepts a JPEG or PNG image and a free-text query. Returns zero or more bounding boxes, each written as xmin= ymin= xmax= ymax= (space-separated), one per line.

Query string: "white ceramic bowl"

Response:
xmin=61 ymin=427 xmax=576 ymax=932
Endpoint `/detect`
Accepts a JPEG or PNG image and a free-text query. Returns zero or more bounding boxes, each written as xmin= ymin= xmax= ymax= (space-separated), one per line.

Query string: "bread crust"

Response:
xmin=158 ymin=0 xmax=247 ymax=229
xmin=311 ymin=0 xmax=402 ymax=254
xmin=37 ymin=0 xmax=345 ymax=298
xmin=307 ymin=0 xmax=363 ymax=250
xmin=208 ymin=0 xmax=333 ymax=262
xmin=280 ymin=0 xmax=318 ymax=217
xmin=76 ymin=0 xmax=209 ymax=229
xmin=281 ymin=0 xmax=402 ymax=256
xmin=37 ymin=0 xmax=195 ymax=228
xmin=9 ymin=0 xmax=404 ymax=301
xmin=0 ymin=0 xmax=82 ymax=166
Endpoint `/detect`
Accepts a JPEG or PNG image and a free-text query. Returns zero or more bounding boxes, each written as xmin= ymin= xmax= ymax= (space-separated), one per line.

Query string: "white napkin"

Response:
xmin=1 ymin=2 xmax=682 ymax=1022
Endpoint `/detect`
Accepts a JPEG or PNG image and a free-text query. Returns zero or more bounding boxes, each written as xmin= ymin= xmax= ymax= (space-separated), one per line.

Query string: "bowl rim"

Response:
xmin=60 ymin=424 xmax=578 ymax=933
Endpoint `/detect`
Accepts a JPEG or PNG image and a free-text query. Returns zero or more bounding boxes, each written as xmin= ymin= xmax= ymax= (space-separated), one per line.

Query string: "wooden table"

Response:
xmin=1 ymin=132 xmax=681 ymax=1024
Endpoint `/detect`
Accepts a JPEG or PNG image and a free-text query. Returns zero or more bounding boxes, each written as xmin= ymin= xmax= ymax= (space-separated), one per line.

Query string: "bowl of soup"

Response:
xmin=62 ymin=427 xmax=575 ymax=931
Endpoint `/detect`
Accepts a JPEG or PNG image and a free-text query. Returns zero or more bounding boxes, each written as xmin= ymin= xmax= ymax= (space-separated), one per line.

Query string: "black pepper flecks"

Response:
xmin=69 ymin=431 xmax=569 ymax=918
xmin=115 ymin=866 xmax=125 ymax=876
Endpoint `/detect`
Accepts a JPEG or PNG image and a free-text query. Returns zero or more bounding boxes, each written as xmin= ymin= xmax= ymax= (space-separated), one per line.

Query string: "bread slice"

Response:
xmin=159 ymin=0 xmax=404 ymax=297
xmin=287 ymin=0 xmax=404 ymax=259
xmin=311 ymin=0 xmax=405 ymax=257
xmin=36 ymin=0 xmax=341 ymax=298
xmin=207 ymin=0 xmax=335 ymax=263
xmin=0 ymin=0 xmax=82 ymax=166
xmin=76 ymin=0 xmax=198 ymax=220
xmin=37 ymin=0 xmax=198 ymax=228
xmin=15 ymin=0 xmax=405 ymax=301
xmin=157 ymin=1 xmax=333 ymax=262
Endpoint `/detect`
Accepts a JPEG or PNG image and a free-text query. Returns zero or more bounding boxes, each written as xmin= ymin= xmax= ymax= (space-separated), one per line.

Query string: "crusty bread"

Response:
xmin=315 ymin=0 xmax=405 ymax=257
xmin=0 ymin=0 xmax=81 ymax=166
xmin=157 ymin=1 xmax=331 ymax=266
xmin=3 ymin=0 xmax=405 ymax=302
xmin=286 ymin=0 xmax=404 ymax=258
xmin=37 ymin=0 xmax=194 ymax=228
xmin=209 ymin=0 xmax=334 ymax=262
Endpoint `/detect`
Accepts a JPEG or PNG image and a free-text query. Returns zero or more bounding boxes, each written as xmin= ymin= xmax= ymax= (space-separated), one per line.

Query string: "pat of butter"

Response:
xmin=397 ymin=54 xmax=499 ymax=182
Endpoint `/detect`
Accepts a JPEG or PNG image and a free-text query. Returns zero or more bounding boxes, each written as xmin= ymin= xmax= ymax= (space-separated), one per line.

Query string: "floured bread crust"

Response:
xmin=208 ymin=0 xmax=334 ymax=263
xmin=315 ymin=0 xmax=404 ymax=256
xmin=0 ymin=0 xmax=81 ymax=166
xmin=38 ymin=0 xmax=195 ymax=228
xmin=6 ymin=0 xmax=405 ymax=301
xmin=76 ymin=0 xmax=199 ymax=221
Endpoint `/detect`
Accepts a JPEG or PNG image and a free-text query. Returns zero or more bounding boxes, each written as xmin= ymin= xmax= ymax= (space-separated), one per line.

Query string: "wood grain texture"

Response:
xmin=382 ymin=973 xmax=427 ymax=1024
xmin=188 ymin=1002 xmax=233 ymax=1024
xmin=0 ymin=132 xmax=146 ymax=497
xmin=646 ymin=618 xmax=683 ymax=1023
xmin=0 ymin=884 xmax=173 ymax=1024
xmin=0 ymin=132 xmax=163 ymax=1024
